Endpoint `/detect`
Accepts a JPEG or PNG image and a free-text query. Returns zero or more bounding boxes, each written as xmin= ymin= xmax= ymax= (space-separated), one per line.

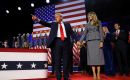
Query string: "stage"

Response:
xmin=48 ymin=73 xmax=130 ymax=80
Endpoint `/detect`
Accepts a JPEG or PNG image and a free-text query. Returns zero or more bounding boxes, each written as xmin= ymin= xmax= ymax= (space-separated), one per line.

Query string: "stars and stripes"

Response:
xmin=33 ymin=0 xmax=87 ymax=65
xmin=0 ymin=48 xmax=48 ymax=80
xmin=17 ymin=63 xmax=22 ymax=69
xmin=33 ymin=0 xmax=87 ymax=37
xmin=0 ymin=61 xmax=47 ymax=70
xmin=1 ymin=63 xmax=8 ymax=69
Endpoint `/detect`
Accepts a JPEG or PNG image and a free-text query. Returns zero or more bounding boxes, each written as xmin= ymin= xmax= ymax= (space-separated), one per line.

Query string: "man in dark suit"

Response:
xmin=32 ymin=13 xmax=76 ymax=80
xmin=112 ymin=23 xmax=129 ymax=76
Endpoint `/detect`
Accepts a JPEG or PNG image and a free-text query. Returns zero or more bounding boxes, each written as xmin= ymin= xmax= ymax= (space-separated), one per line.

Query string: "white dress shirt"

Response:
xmin=116 ymin=30 xmax=120 ymax=35
xmin=57 ymin=22 xmax=67 ymax=38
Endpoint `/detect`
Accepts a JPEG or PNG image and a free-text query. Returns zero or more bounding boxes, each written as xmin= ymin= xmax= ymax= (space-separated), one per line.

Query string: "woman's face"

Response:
xmin=88 ymin=14 xmax=93 ymax=21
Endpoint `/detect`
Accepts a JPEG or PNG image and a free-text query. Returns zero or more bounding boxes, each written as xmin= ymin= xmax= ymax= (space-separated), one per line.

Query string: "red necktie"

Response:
xmin=59 ymin=22 xmax=65 ymax=41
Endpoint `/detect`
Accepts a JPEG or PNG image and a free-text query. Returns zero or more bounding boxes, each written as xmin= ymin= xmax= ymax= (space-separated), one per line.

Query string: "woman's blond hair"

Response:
xmin=87 ymin=11 xmax=100 ymax=27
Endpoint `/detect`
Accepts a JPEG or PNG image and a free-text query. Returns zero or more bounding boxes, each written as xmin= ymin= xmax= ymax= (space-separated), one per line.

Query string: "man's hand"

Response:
xmin=31 ymin=15 xmax=40 ymax=22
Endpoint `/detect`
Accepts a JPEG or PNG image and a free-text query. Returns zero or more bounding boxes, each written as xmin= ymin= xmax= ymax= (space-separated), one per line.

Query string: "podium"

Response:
xmin=0 ymin=48 xmax=48 ymax=80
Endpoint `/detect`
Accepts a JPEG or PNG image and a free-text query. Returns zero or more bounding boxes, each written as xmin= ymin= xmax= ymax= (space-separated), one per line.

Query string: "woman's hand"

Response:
xmin=77 ymin=41 xmax=81 ymax=46
xmin=99 ymin=42 xmax=103 ymax=48
xmin=77 ymin=41 xmax=82 ymax=48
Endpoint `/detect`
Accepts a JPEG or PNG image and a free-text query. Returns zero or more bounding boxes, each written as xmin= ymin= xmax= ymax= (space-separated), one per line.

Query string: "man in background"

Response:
xmin=112 ymin=23 xmax=129 ymax=76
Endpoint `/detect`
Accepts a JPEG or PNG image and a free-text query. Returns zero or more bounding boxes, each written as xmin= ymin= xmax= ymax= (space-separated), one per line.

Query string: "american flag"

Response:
xmin=33 ymin=0 xmax=87 ymax=65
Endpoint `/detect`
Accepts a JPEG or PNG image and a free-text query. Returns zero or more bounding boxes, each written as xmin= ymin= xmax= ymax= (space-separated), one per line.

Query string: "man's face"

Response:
xmin=55 ymin=15 xmax=62 ymax=22
xmin=114 ymin=24 xmax=120 ymax=30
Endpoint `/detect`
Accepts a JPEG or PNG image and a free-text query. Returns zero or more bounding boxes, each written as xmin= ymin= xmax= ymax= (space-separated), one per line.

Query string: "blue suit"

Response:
xmin=103 ymin=33 xmax=115 ymax=75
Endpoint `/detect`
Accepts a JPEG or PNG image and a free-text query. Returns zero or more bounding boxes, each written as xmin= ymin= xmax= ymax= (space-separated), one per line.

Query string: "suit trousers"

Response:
xmin=54 ymin=38 xmax=70 ymax=79
xmin=115 ymin=41 xmax=129 ymax=74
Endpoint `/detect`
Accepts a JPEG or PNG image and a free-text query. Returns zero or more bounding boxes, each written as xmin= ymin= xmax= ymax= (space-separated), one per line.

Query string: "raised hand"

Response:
xmin=31 ymin=14 xmax=40 ymax=22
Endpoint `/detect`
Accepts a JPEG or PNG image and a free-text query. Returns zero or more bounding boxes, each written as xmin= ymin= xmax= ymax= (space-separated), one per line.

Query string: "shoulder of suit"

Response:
xmin=86 ymin=22 xmax=90 ymax=27
xmin=63 ymin=22 xmax=70 ymax=24
xmin=120 ymin=30 xmax=125 ymax=32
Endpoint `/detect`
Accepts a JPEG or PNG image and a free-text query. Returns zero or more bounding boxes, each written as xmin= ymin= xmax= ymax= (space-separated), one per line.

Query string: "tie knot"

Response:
xmin=59 ymin=21 xmax=62 ymax=24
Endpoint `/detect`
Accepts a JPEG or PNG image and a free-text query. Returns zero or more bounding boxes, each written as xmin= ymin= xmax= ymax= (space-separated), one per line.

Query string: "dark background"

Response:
xmin=0 ymin=0 xmax=130 ymax=41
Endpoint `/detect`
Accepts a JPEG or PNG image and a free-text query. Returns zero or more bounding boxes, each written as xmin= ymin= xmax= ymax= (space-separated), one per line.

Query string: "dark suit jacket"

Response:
xmin=39 ymin=20 xmax=76 ymax=48
xmin=112 ymin=30 xmax=128 ymax=44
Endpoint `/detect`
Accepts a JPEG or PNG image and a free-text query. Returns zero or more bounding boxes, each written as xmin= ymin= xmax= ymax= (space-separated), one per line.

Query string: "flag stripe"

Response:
xmin=72 ymin=24 xmax=85 ymax=28
xmin=33 ymin=26 xmax=44 ymax=29
xmin=55 ymin=0 xmax=85 ymax=8
xmin=56 ymin=2 xmax=85 ymax=10
xmin=0 ymin=70 xmax=47 ymax=80
xmin=66 ymin=18 xmax=87 ymax=24
xmin=33 ymin=27 xmax=51 ymax=32
xmin=63 ymin=15 xmax=86 ymax=22
xmin=63 ymin=12 xmax=86 ymax=19
xmin=59 ymin=7 xmax=85 ymax=14
xmin=32 ymin=30 xmax=50 ymax=34
xmin=56 ymin=10 xmax=85 ymax=17
xmin=56 ymin=5 xmax=85 ymax=13
xmin=70 ymin=21 xmax=87 ymax=26
xmin=33 ymin=23 xmax=42 ymax=27
xmin=0 ymin=52 xmax=47 ymax=61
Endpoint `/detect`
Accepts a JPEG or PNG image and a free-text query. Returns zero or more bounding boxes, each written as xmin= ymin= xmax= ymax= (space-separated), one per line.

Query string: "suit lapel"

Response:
xmin=118 ymin=30 xmax=122 ymax=36
xmin=63 ymin=22 xmax=68 ymax=33
xmin=55 ymin=22 xmax=58 ymax=33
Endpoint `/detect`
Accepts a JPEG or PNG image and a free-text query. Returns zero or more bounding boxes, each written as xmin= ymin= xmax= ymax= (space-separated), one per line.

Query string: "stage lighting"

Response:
xmin=31 ymin=3 xmax=34 ymax=7
xmin=6 ymin=10 xmax=9 ymax=14
xmin=46 ymin=0 xmax=50 ymax=3
xmin=18 ymin=7 xmax=21 ymax=11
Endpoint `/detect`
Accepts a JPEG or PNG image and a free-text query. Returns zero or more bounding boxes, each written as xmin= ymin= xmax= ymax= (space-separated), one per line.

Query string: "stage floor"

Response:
xmin=48 ymin=73 xmax=130 ymax=80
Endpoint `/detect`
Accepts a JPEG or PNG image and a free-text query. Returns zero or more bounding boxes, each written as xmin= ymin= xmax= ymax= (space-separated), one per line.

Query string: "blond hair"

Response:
xmin=87 ymin=11 xmax=100 ymax=27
